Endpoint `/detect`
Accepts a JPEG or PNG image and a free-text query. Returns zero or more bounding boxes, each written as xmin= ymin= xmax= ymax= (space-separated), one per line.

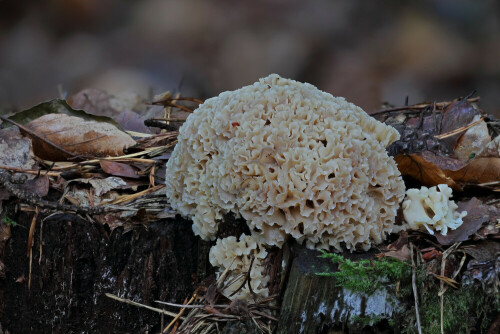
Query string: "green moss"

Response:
xmin=316 ymin=251 xmax=498 ymax=332
xmin=1 ymin=211 xmax=17 ymax=227
xmin=401 ymin=267 xmax=500 ymax=334
xmin=316 ymin=250 xmax=410 ymax=295
xmin=351 ymin=314 xmax=385 ymax=326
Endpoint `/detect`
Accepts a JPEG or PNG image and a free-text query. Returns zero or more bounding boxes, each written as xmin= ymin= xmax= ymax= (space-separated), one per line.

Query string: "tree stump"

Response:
xmin=0 ymin=209 xmax=199 ymax=333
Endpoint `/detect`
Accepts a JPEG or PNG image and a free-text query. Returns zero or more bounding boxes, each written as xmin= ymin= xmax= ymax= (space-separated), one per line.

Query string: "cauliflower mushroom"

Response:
xmin=209 ymin=234 xmax=269 ymax=300
xmin=402 ymin=184 xmax=467 ymax=235
xmin=166 ymin=74 xmax=405 ymax=251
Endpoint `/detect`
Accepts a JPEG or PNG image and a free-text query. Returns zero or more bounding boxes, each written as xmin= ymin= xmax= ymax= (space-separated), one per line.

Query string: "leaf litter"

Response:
xmin=0 ymin=89 xmax=498 ymax=333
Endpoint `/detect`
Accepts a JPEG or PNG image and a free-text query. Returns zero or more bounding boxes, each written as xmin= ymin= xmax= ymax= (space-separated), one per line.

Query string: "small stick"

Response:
xmin=370 ymin=96 xmax=480 ymax=116
xmin=434 ymin=117 xmax=485 ymax=139
xmin=0 ymin=165 xmax=60 ymax=177
xmin=166 ymin=102 xmax=194 ymax=114
xmin=410 ymin=243 xmax=423 ymax=334
xmin=105 ymin=293 xmax=181 ymax=318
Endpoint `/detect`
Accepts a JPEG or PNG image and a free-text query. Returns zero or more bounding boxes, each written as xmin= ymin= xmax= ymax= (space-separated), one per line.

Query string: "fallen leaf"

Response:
xmin=8 ymin=99 xmax=122 ymax=129
xmin=20 ymin=175 xmax=50 ymax=197
xmin=26 ymin=113 xmax=136 ymax=160
xmin=446 ymin=157 xmax=500 ymax=185
xmin=100 ymin=160 xmax=140 ymax=179
xmin=435 ymin=198 xmax=490 ymax=245
xmin=67 ymin=88 xmax=120 ymax=118
xmin=453 ymin=115 xmax=491 ymax=161
xmin=462 ymin=240 xmax=500 ymax=262
xmin=378 ymin=231 xmax=410 ymax=261
xmin=15 ymin=274 xmax=25 ymax=283
xmin=383 ymin=244 xmax=411 ymax=262
xmin=439 ymin=100 xmax=481 ymax=151
xmin=422 ymin=248 xmax=442 ymax=261
xmin=394 ymin=152 xmax=459 ymax=189
xmin=0 ymin=126 xmax=38 ymax=199
xmin=478 ymin=135 xmax=500 ymax=158
xmin=0 ymin=127 xmax=36 ymax=170
xmin=395 ymin=149 xmax=500 ymax=189
xmin=115 ymin=110 xmax=151 ymax=134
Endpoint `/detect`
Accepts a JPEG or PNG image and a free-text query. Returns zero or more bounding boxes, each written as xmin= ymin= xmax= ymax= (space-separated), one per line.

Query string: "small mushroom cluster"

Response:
xmin=402 ymin=184 xmax=467 ymax=235
xmin=166 ymin=74 xmax=406 ymax=299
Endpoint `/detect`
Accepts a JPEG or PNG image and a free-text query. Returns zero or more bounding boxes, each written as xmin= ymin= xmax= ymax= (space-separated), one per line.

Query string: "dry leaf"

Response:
xmin=0 ymin=127 xmax=36 ymax=170
xmin=394 ymin=152 xmax=459 ymax=189
xmin=100 ymin=160 xmax=141 ymax=179
xmin=454 ymin=115 xmax=491 ymax=161
xmin=395 ymin=150 xmax=500 ymax=189
xmin=383 ymin=244 xmax=411 ymax=262
xmin=67 ymin=88 xmax=120 ymax=118
xmin=439 ymin=100 xmax=481 ymax=151
xmin=422 ymin=248 xmax=441 ymax=261
xmin=435 ymin=198 xmax=490 ymax=245
xmin=115 ymin=110 xmax=151 ymax=134
xmin=20 ymin=175 xmax=50 ymax=197
xmin=27 ymin=113 xmax=136 ymax=159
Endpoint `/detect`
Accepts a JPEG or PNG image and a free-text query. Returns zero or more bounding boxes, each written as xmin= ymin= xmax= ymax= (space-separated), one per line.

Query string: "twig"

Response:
xmin=155 ymin=301 xmax=226 ymax=309
xmin=0 ymin=165 xmax=60 ymax=177
xmin=166 ymin=102 xmax=194 ymax=113
xmin=144 ymin=119 xmax=179 ymax=131
xmin=105 ymin=293 xmax=181 ymax=318
xmin=410 ymin=243 xmax=423 ymax=334
xmin=370 ymin=96 xmax=480 ymax=116
xmin=162 ymin=293 xmax=197 ymax=333
xmin=0 ymin=169 xmax=132 ymax=215
xmin=229 ymin=256 xmax=255 ymax=298
xmin=150 ymin=118 xmax=188 ymax=122
xmin=434 ymin=117 xmax=485 ymax=139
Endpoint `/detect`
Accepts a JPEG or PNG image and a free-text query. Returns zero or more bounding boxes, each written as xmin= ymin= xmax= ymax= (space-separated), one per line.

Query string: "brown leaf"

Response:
xmin=0 ymin=127 xmax=37 ymax=170
xmin=383 ymin=244 xmax=411 ymax=262
xmin=454 ymin=116 xmax=491 ymax=160
xmin=20 ymin=175 xmax=50 ymax=197
xmin=463 ymin=240 xmax=500 ymax=261
xmin=68 ymin=88 xmax=120 ymax=118
xmin=435 ymin=198 xmax=490 ymax=245
xmin=378 ymin=231 xmax=410 ymax=261
xmin=395 ymin=149 xmax=500 ymax=189
xmin=447 ymin=157 xmax=500 ymax=184
xmin=26 ymin=113 xmax=136 ymax=160
xmin=100 ymin=160 xmax=140 ymax=179
xmin=115 ymin=110 xmax=151 ymax=134
xmin=440 ymin=100 xmax=480 ymax=151
xmin=95 ymin=213 xmax=125 ymax=232
xmin=394 ymin=152 xmax=459 ymax=189
xmin=422 ymin=248 xmax=442 ymax=261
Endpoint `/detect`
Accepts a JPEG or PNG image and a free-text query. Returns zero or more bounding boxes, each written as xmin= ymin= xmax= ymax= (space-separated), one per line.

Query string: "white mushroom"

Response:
xmin=209 ymin=235 xmax=269 ymax=300
xmin=166 ymin=74 xmax=405 ymax=251
xmin=402 ymin=184 xmax=467 ymax=235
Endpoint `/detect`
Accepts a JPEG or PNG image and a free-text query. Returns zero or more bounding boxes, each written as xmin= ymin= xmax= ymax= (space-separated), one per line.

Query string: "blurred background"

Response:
xmin=1 ymin=0 xmax=500 ymax=116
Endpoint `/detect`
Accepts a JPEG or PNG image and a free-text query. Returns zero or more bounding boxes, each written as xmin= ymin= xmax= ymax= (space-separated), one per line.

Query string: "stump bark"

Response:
xmin=0 ymin=209 xmax=199 ymax=333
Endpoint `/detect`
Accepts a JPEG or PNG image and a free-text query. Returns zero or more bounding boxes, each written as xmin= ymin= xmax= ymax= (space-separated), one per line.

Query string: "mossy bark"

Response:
xmin=277 ymin=244 xmax=499 ymax=334
xmin=277 ymin=246 xmax=401 ymax=334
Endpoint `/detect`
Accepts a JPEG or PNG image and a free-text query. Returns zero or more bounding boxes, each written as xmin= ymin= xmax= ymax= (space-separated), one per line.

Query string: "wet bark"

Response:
xmin=0 ymin=209 xmax=199 ymax=333
xmin=277 ymin=246 xmax=399 ymax=334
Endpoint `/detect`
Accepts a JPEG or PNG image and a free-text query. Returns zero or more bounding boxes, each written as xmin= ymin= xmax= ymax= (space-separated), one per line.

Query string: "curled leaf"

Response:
xmin=26 ymin=113 xmax=135 ymax=160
